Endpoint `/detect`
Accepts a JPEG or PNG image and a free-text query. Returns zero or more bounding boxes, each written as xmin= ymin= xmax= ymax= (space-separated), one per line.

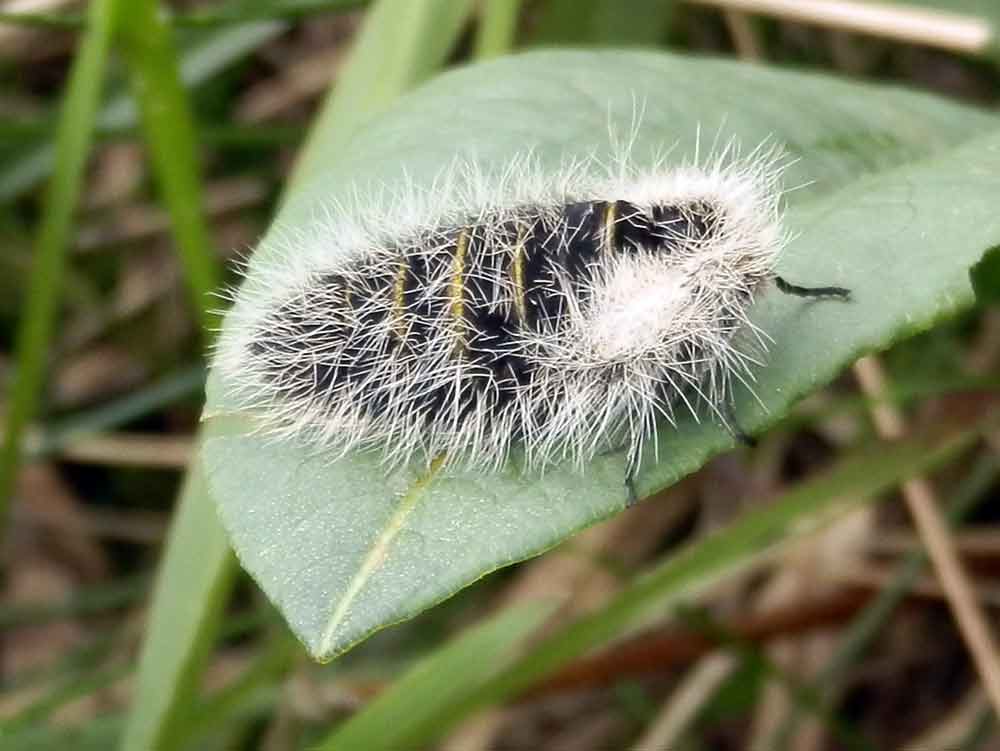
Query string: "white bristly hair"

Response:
xmin=212 ymin=141 xmax=787 ymax=473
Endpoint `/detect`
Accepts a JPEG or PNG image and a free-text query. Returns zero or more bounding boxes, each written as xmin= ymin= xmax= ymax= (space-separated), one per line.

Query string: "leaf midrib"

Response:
xmin=318 ymin=455 xmax=446 ymax=657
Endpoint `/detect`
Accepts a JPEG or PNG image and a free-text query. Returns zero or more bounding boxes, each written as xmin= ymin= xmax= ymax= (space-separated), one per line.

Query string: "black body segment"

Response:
xmin=774 ymin=275 xmax=851 ymax=301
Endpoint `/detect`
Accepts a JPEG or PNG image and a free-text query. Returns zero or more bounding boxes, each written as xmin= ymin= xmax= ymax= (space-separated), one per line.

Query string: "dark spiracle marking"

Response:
xmin=249 ymin=198 xmax=726 ymax=425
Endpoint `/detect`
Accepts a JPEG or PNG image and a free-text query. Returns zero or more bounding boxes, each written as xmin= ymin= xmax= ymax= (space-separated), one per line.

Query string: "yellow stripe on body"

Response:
xmin=449 ymin=229 xmax=470 ymax=352
xmin=511 ymin=228 xmax=527 ymax=322
xmin=392 ymin=260 xmax=408 ymax=339
xmin=602 ymin=201 xmax=617 ymax=254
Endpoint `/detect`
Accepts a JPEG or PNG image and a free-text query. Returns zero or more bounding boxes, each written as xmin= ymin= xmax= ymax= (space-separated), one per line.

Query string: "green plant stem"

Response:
xmin=120 ymin=467 xmax=238 ymax=751
xmin=318 ymin=604 xmax=552 ymax=751
xmin=474 ymin=0 xmax=522 ymax=58
xmin=185 ymin=631 xmax=301 ymax=742
xmin=0 ymin=0 xmax=119 ymax=541
xmin=530 ymin=0 xmax=675 ymax=45
xmin=289 ymin=0 xmax=476 ymax=190
xmin=122 ymin=0 xmax=476 ymax=745
xmin=116 ymin=0 xmax=219 ymax=334
xmin=110 ymin=1 xmax=234 ymax=748
xmin=174 ymin=0 xmax=367 ymax=25
xmin=0 ymin=0 xmax=366 ymax=29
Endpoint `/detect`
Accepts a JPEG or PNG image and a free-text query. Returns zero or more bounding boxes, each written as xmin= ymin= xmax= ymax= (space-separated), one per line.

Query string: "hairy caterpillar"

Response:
xmin=213 ymin=146 xmax=849 ymax=473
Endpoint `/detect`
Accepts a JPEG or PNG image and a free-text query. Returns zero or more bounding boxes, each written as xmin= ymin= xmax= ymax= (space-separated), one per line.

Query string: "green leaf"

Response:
xmin=320 ymin=424 xmax=981 ymax=750
xmin=202 ymin=50 xmax=1000 ymax=660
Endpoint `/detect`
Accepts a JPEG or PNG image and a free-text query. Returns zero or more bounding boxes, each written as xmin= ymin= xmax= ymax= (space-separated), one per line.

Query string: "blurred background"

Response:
xmin=1 ymin=1 xmax=1000 ymax=749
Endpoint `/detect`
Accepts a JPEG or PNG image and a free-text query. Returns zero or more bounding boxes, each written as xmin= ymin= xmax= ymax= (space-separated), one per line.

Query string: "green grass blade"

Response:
xmin=972 ymin=244 xmax=1000 ymax=303
xmin=474 ymin=0 xmax=522 ymax=58
xmin=288 ymin=0 xmax=476 ymax=190
xmin=175 ymin=0 xmax=367 ymax=25
xmin=285 ymin=425 xmax=981 ymax=750
xmin=122 ymin=0 xmax=476 ymax=746
xmin=317 ymin=603 xmax=553 ymax=751
xmin=185 ymin=629 xmax=300 ymax=742
xmin=0 ymin=0 xmax=118 ymax=537
xmin=109 ymin=0 xmax=236 ymax=747
xmin=117 ymin=0 xmax=219 ymax=333
xmin=530 ymin=0 xmax=675 ymax=45
xmin=0 ymin=0 xmax=367 ymax=28
xmin=0 ymin=21 xmax=286 ymax=202
xmin=111 ymin=6 xmax=233 ymax=747
xmin=465 ymin=425 xmax=979 ymax=719
xmin=120 ymin=467 xmax=237 ymax=751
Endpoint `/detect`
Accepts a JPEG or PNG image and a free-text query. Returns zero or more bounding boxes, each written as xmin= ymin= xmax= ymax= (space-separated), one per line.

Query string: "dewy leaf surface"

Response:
xmin=201 ymin=50 xmax=1000 ymax=660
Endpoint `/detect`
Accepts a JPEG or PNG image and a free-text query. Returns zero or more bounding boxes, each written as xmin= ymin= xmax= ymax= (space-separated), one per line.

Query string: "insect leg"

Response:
xmin=774 ymin=275 xmax=851 ymax=301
